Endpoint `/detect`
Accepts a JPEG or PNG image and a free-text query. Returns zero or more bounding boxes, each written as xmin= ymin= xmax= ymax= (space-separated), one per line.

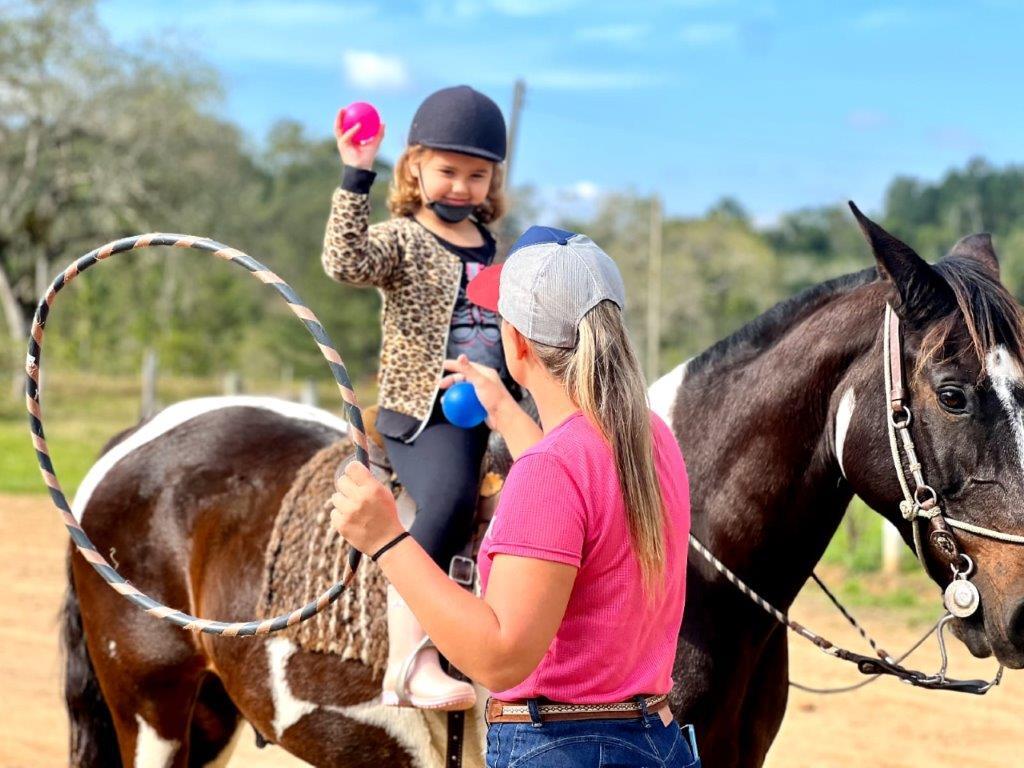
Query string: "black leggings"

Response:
xmin=382 ymin=400 xmax=491 ymax=570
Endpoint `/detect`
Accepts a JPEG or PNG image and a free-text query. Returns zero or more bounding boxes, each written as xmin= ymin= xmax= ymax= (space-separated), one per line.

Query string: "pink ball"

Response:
xmin=337 ymin=102 xmax=381 ymax=145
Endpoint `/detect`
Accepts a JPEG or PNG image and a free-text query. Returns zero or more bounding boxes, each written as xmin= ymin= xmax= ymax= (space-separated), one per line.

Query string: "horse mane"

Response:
xmin=687 ymin=252 xmax=1024 ymax=380
xmin=925 ymin=255 xmax=1024 ymax=376
xmin=687 ymin=267 xmax=878 ymax=376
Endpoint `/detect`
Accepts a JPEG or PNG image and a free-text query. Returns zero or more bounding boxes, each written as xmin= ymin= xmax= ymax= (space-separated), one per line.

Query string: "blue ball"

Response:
xmin=442 ymin=381 xmax=488 ymax=428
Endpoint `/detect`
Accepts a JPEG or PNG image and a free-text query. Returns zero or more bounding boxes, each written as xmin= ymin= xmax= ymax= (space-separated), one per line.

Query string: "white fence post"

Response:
xmin=141 ymin=348 xmax=158 ymax=419
xmin=224 ymin=370 xmax=242 ymax=396
xmin=882 ymin=520 xmax=903 ymax=574
xmin=300 ymin=378 xmax=318 ymax=406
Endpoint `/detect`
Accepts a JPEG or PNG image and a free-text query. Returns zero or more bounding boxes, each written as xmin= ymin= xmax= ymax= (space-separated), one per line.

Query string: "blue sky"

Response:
xmin=97 ymin=0 xmax=1024 ymax=225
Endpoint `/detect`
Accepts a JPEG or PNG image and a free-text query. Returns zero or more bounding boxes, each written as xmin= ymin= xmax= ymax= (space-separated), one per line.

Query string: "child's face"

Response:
xmin=414 ymin=150 xmax=494 ymax=210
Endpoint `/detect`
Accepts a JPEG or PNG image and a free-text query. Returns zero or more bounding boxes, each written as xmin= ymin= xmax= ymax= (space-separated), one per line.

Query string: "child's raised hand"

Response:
xmin=441 ymin=355 xmax=510 ymax=429
xmin=335 ymin=109 xmax=385 ymax=170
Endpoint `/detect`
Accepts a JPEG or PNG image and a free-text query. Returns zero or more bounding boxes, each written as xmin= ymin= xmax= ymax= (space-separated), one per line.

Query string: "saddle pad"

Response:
xmin=257 ymin=438 xmax=391 ymax=673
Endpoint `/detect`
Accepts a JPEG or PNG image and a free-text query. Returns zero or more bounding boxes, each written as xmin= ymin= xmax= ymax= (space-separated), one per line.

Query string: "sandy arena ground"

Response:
xmin=1 ymin=494 xmax=1021 ymax=767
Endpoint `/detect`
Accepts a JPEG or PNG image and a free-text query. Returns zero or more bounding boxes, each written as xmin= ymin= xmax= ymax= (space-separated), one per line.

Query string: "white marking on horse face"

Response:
xmin=134 ymin=714 xmax=179 ymax=768
xmin=986 ymin=346 xmax=1024 ymax=476
xmin=267 ymin=637 xmax=318 ymax=739
xmin=72 ymin=396 xmax=349 ymax=521
xmin=648 ymin=360 xmax=691 ymax=424
xmin=201 ymin=722 xmax=242 ymax=768
xmin=107 ymin=639 xmax=117 ymax=658
xmin=835 ymin=387 xmax=856 ymax=478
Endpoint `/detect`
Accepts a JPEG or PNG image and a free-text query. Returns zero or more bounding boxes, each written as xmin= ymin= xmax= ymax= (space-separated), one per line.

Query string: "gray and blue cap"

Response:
xmin=467 ymin=226 xmax=626 ymax=348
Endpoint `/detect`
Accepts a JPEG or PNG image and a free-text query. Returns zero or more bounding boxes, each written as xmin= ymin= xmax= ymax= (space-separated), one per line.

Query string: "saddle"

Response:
xmin=362 ymin=405 xmax=508 ymax=585
xmin=257 ymin=405 xmax=515 ymax=672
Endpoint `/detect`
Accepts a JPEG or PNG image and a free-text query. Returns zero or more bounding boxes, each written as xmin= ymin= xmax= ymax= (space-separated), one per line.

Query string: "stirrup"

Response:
xmin=382 ymin=636 xmax=476 ymax=710
xmin=392 ymin=635 xmax=434 ymax=706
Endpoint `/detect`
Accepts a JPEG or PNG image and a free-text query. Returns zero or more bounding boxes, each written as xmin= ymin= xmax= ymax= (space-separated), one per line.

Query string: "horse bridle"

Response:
xmin=884 ymin=304 xmax=1024 ymax=609
xmin=689 ymin=304 xmax=1024 ymax=695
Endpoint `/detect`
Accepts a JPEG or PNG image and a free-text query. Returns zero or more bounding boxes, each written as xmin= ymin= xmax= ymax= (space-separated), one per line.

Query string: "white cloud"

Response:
xmin=569 ymin=181 xmax=602 ymax=201
xmin=342 ymin=51 xmax=410 ymax=90
xmin=530 ymin=69 xmax=664 ymax=90
xmin=753 ymin=210 xmax=782 ymax=229
xmin=664 ymin=0 xmax=726 ymax=6
xmin=421 ymin=0 xmax=486 ymax=21
xmin=538 ymin=182 xmax=606 ymax=223
xmin=846 ymin=110 xmax=889 ymax=130
xmin=853 ymin=8 xmax=911 ymax=29
xmin=929 ymin=126 xmax=982 ymax=152
xmin=487 ymin=0 xmax=583 ymax=15
xmin=575 ymin=23 xmax=650 ymax=43
xmin=679 ymin=23 xmax=737 ymax=46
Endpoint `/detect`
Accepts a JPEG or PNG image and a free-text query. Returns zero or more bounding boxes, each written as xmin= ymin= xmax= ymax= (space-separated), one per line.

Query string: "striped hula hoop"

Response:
xmin=25 ymin=234 xmax=370 ymax=636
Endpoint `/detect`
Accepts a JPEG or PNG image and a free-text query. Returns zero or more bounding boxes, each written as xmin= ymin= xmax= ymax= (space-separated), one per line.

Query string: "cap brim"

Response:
xmin=467 ymin=263 xmax=502 ymax=312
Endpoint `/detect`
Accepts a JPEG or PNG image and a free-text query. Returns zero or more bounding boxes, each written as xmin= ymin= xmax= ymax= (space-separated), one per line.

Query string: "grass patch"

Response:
xmin=0 ymin=369 xmax=376 ymax=496
xmin=811 ymin=564 xmax=940 ymax=628
xmin=0 ymin=417 xmax=131 ymax=495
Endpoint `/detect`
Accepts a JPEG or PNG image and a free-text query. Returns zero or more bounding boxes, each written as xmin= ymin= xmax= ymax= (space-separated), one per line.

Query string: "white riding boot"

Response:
xmin=381 ymin=585 xmax=476 ymax=710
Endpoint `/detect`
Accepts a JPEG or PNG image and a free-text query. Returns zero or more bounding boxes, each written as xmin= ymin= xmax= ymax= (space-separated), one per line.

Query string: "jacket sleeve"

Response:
xmin=321 ymin=167 xmax=402 ymax=289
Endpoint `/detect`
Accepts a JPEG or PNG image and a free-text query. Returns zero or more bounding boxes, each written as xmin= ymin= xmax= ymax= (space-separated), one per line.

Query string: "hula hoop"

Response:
xmin=25 ymin=234 xmax=369 ymax=636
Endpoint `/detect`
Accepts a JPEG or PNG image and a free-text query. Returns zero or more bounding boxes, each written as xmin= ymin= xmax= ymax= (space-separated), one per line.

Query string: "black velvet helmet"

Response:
xmin=407 ymin=85 xmax=507 ymax=162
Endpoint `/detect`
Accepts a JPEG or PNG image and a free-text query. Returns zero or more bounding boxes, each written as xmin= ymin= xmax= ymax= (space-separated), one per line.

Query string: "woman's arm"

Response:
xmin=376 ymin=538 xmax=575 ymax=691
xmin=489 ymin=395 xmax=544 ymax=460
xmin=441 ymin=355 xmax=543 ymax=459
xmin=330 ymin=461 xmax=574 ymax=692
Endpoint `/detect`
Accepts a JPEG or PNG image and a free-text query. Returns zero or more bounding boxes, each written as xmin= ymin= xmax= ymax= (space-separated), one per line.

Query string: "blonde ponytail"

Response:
xmin=531 ymin=300 xmax=667 ymax=597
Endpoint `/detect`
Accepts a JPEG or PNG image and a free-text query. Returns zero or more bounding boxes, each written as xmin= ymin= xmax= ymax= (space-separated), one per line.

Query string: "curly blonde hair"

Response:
xmin=388 ymin=145 xmax=506 ymax=225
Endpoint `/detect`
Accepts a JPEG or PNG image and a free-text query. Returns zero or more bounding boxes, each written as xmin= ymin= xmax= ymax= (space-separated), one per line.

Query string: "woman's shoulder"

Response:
xmin=515 ymin=414 xmax=605 ymax=471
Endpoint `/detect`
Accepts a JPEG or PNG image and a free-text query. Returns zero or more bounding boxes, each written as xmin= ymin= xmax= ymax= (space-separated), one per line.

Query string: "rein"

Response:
xmin=688 ymin=304 xmax=1024 ymax=695
xmin=27 ymin=234 xmax=369 ymax=635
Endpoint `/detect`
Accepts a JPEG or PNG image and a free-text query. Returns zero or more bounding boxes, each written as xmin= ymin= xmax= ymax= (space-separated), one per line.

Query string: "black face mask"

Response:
xmin=417 ymin=167 xmax=475 ymax=224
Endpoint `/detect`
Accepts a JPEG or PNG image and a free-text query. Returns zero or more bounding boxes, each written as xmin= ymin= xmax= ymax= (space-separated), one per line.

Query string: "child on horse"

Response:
xmin=321 ymin=85 xmax=512 ymax=710
xmin=330 ymin=227 xmax=698 ymax=766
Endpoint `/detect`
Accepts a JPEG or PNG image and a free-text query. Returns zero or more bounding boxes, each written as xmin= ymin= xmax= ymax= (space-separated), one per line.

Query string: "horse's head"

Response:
xmin=837 ymin=203 xmax=1024 ymax=669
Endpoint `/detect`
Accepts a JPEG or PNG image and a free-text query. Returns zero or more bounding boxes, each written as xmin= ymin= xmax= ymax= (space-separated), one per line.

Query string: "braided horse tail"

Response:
xmin=61 ymin=546 xmax=121 ymax=767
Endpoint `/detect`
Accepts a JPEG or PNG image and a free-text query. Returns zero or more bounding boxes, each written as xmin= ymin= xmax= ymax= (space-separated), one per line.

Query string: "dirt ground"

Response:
xmin=2 ymin=494 xmax=1021 ymax=767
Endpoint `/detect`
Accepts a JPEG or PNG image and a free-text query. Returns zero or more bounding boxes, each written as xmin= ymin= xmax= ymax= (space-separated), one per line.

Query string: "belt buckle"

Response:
xmin=449 ymin=555 xmax=475 ymax=586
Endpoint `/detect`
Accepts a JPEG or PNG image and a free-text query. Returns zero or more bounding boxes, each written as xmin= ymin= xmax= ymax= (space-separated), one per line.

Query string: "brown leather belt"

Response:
xmin=486 ymin=694 xmax=670 ymax=724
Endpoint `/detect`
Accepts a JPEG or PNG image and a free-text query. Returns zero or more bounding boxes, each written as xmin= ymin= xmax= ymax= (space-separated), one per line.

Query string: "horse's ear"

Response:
xmin=949 ymin=233 xmax=1000 ymax=278
xmin=848 ymin=201 xmax=956 ymax=326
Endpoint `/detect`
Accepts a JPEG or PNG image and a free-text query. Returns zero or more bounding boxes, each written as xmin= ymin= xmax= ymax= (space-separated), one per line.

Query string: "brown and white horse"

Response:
xmin=63 ymin=209 xmax=1024 ymax=767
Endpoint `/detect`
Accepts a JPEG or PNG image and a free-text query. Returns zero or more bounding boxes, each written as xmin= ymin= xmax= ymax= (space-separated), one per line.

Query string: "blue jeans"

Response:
xmin=485 ymin=698 xmax=701 ymax=767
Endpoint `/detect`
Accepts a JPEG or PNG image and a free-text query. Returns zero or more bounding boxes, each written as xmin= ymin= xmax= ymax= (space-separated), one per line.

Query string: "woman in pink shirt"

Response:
xmin=332 ymin=226 xmax=698 ymax=767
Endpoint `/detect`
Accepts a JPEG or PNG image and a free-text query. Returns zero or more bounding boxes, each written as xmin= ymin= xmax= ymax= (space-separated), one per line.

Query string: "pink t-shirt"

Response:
xmin=477 ymin=410 xmax=690 ymax=703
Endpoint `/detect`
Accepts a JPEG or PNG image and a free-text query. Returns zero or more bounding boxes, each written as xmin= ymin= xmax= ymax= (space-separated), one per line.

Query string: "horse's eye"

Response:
xmin=938 ymin=387 xmax=968 ymax=413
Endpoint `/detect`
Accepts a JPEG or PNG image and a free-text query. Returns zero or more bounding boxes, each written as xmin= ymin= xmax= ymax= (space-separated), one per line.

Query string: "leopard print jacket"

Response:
xmin=321 ymin=186 xmax=468 ymax=426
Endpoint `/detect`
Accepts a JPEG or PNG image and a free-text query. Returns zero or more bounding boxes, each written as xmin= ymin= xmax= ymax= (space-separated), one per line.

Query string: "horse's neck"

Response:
xmin=677 ymin=291 xmax=880 ymax=611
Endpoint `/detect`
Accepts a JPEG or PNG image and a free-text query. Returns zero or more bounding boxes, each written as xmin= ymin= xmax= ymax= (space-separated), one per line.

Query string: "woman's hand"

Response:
xmin=335 ymin=109 xmax=385 ymax=170
xmin=441 ymin=354 xmax=513 ymax=430
xmin=330 ymin=460 xmax=405 ymax=555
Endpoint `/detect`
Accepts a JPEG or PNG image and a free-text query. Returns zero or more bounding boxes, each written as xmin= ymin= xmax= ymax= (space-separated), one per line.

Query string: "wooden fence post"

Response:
xmin=140 ymin=348 xmax=158 ymax=419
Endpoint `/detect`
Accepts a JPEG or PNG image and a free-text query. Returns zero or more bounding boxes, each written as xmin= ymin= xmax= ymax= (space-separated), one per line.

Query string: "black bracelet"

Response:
xmin=370 ymin=531 xmax=411 ymax=563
